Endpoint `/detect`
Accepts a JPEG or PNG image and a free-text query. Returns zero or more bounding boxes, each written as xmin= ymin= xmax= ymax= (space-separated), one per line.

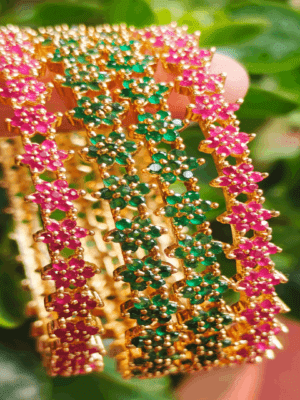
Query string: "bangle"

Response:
xmin=0 ymin=23 xmax=289 ymax=379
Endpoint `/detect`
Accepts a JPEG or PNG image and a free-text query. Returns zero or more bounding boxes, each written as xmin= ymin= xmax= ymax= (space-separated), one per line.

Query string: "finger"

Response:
xmin=0 ymin=53 xmax=249 ymax=137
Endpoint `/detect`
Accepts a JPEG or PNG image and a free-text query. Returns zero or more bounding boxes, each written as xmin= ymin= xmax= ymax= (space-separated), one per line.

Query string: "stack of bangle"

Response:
xmin=0 ymin=23 xmax=289 ymax=379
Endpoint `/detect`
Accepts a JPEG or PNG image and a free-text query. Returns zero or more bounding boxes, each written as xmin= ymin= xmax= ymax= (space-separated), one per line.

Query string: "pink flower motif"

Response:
xmin=241 ymin=300 xmax=281 ymax=326
xmin=226 ymin=201 xmax=273 ymax=232
xmin=47 ymin=292 xmax=98 ymax=318
xmin=37 ymin=219 xmax=89 ymax=252
xmin=42 ymin=258 xmax=96 ymax=288
xmin=10 ymin=105 xmax=57 ymax=135
xmin=0 ymin=54 xmax=40 ymax=78
xmin=0 ymin=77 xmax=51 ymax=105
xmin=206 ymin=125 xmax=250 ymax=157
xmin=239 ymin=268 xmax=282 ymax=297
xmin=53 ymin=343 xmax=100 ymax=375
xmin=20 ymin=140 xmax=68 ymax=173
xmin=192 ymin=93 xmax=224 ymax=120
xmin=179 ymin=68 xmax=223 ymax=93
xmin=53 ymin=320 xmax=99 ymax=343
xmin=241 ymin=323 xmax=282 ymax=356
xmin=166 ymin=48 xmax=212 ymax=67
xmin=218 ymin=103 xmax=241 ymax=120
xmin=233 ymin=237 xmax=278 ymax=268
xmin=28 ymin=179 xmax=79 ymax=212
xmin=216 ymin=162 xmax=264 ymax=195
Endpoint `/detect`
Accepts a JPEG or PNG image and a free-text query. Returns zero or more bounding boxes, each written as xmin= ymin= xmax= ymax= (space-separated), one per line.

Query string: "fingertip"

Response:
xmin=210 ymin=53 xmax=250 ymax=103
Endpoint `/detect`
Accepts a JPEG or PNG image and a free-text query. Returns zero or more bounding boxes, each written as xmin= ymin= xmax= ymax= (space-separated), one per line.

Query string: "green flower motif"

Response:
xmin=119 ymin=76 xmax=169 ymax=104
xmin=95 ymin=174 xmax=150 ymax=210
xmin=179 ymin=272 xmax=229 ymax=305
xmin=129 ymin=328 xmax=182 ymax=374
xmin=147 ymin=149 xmax=201 ymax=183
xmin=51 ymin=45 xmax=99 ymax=65
xmin=126 ymin=294 xmax=178 ymax=326
xmin=162 ymin=191 xmax=213 ymax=227
xmin=68 ymin=95 xmax=127 ymax=128
xmin=107 ymin=47 xmax=154 ymax=73
xmin=61 ymin=64 xmax=110 ymax=92
xmin=107 ymin=216 xmax=164 ymax=253
xmin=186 ymin=335 xmax=231 ymax=367
xmin=169 ymin=232 xmax=223 ymax=268
xmin=133 ymin=110 xmax=184 ymax=143
xmin=184 ymin=308 xmax=233 ymax=334
xmin=116 ymin=257 xmax=174 ymax=290
xmin=84 ymin=130 xmax=138 ymax=168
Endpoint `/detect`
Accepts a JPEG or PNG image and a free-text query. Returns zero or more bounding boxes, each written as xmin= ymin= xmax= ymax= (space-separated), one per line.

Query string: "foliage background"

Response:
xmin=0 ymin=0 xmax=300 ymax=399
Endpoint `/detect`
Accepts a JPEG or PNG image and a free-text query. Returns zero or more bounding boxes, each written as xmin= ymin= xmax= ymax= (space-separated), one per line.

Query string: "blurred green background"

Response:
xmin=1 ymin=0 xmax=300 ymax=399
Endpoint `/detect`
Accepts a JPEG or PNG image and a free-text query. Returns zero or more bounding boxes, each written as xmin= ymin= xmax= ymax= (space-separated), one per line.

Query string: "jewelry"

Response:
xmin=0 ymin=23 xmax=289 ymax=379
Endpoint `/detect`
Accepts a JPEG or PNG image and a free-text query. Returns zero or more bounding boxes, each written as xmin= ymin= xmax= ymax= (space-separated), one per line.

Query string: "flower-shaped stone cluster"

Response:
xmin=119 ymin=76 xmax=169 ymax=105
xmin=9 ymin=105 xmax=57 ymax=135
xmin=69 ymin=94 xmax=127 ymax=128
xmin=179 ymin=272 xmax=229 ymax=305
xmin=177 ymin=68 xmax=224 ymax=94
xmin=239 ymin=268 xmax=283 ymax=297
xmin=140 ymin=26 xmax=198 ymax=49
xmin=46 ymin=291 xmax=99 ymax=318
xmin=203 ymin=125 xmax=250 ymax=157
xmin=186 ymin=335 xmax=232 ymax=367
xmin=117 ymin=257 xmax=173 ymax=291
xmin=192 ymin=94 xmax=240 ymax=121
xmin=166 ymin=47 xmax=212 ymax=67
xmin=127 ymin=294 xmax=178 ymax=326
xmin=52 ymin=320 xmax=99 ymax=343
xmin=224 ymin=201 xmax=273 ymax=233
xmin=28 ymin=179 xmax=79 ymax=212
xmin=0 ymin=53 xmax=40 ymax=79
xmin=107 ymin=216 xmax=163 ymax=254
xmin=214 ymin=162 xmax=264 ymax=196
xmin=162 ymin=191 xmax=212 ymax=227
xmin=61 ymin=64 xmax=110 ymax=92
xmin=96 ymin=174 xmax=150 ymax=210
xmin=241 ymin=299 xmax=281 ymax=326
xmin=240 ymin=323 xmax=282 ymax=356
xmin=170 ymin=232 xmax=223 ymax=268
xmin=36 ymin=218 xmax=89 ymax=252
xmin=232 ymin=236 xmax=279 ymax=269
xmin=107 ymin=47 xmax=154 ymax=74
xmin=19 ymin=140 xmax=69 ymax=173
xmin=52 ymin=343 xmax=102 ymax=376
xmin=133 ymin=110 xmax=183 ymax=143
xmin=0 ymin=77 xmax=52 ymax=105
xmin=42 ymin=257 xmax=96 ymax=288
xmin=184 ymin=308 xmax=233 ymax=334
xmin=147 ymin=149 xmax=200 ymax=183
xmin=86 ymin=130 xmax=138 ymax=167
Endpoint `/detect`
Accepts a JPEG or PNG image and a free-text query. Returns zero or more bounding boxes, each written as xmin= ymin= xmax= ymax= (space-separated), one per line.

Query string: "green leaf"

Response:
xmin=199 ymin=19 xmax=269 ymax=46
xmin=224 ymin=1 xmax=300 ymax=73
xmin=0 ymin=344 xmax=52 ymax=400
xmin=100 ymin=0 xmax=156 ymax=27
xmin=0 ymin=269 xmax=28 ymax=329
xmin=53 ymin=356 xmax=174 ymax=400
xmin=237 ymin=86 xmax=298 ymax=119
xmin=1 ymin=1 xmax=105 ymax=26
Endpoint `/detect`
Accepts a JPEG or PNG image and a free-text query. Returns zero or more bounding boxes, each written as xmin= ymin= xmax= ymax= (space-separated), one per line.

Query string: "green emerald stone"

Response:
xmin=182 ymin=287 xmax=194 ymax=298
xmin=141 ymin=239 xmax=156 ymax=250
xmin=186 ymin=277 xmax=203 ymax=287
xmin=131 ymin=281 xmax=147 ymax=291
xmin=156 ymin=326 xmax=168 ymax=336
xmin=97 ymin=154 xmax=114 ymax=166
xmin=122 ymin=241 xmax=138 ymax=252
xmin=111 ymin=231 xmax=125 ymax=243
xmin=121 ymin=271 xmax=136 ymax=283
xmin=131 ymin=337 xmax=144 ymax=348
xmin=109 ymin=131 xmax=126 ymax=141
xmin=183 ymin=191 xmax=200 ymax=202
xmin=150 ymin=279 xmax=165 ymax=289
xmin=152 ymin=152 xmax=168 ymax=162
xmin=103 ymin=176 xmax=119 ymax=186
xmin=191 ymin=246 xmax=205 ymax=257
xmin=178 ymin=235 xmax=193 ymax=247
xmin=159 ymin=265 xmax=172 ymax=278
xmin=166 ymin=302 xmax=177 ymax=314
xmin=152 ymin=294 xmax=168 ymax=307
xmin=116 ymin=218 xmax=132 ymax=230
xmin=165 ymin=206 xmax=177 ymax=217
xmin=136 ymin=183 xmax=150 ymax=194
xmin=134 ymin=296 xmax=151 ymax=309
xmin=200 ymin=200 xmax=212 ymax=211
xmin=163 ymin=129 xmax=178 ymax=142
xmin=157 ymin=110 xmax=169 ymax=119
xmin=222 ymin=339 xmax=231 ymax=348
xmin=190 ymin=214 xmax=206 ymax=225
xmin=127 ymin=259 xmax=143 ymax=271
xmin=118 ymin=185 xmax=131 ymax=196
xmin=110 ymin=198 xmax=126 ymax=209
xmin=115 ymin=153 xmax=129 ymax=165
xmin=166 ymin=194 xmax=181 ymax=205
xmin=146 ymin=131 xmax=162 ymax=142
xmin=99 ymin=188 xmax=113 ymax=199
xmin=148 ymin=95 xmax=160 ymax=104
xmin=149 ymin=226 xmax=161 ymax=237
xmin=138 ymin=113 xmax=153 ymax=122
xmin=129 ymin=196 xmax=145 ymax=206
xmin=195 ymin=233 xmax=212 ymax=244
xmin=174 ymin=247 xmax=187 ymax=258
xmin=201 ymin=256 xmax=216 ymax=266
xmin=210 ymin=241 xmax=223 ymax=254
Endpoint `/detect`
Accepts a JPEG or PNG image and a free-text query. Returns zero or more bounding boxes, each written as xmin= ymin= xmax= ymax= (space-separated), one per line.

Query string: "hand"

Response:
xmin=0 ymin=53 xmax=249 ymax=137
